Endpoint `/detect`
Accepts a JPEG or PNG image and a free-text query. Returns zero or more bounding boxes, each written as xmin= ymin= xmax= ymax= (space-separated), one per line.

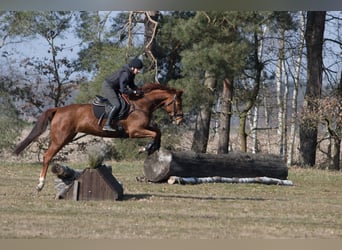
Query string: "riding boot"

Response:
xmin=102 ymin=106 xmax=118 ymax=132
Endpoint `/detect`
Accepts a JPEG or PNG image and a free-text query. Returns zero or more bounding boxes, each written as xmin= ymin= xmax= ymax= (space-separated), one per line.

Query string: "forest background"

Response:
xmin=0 ymin=11 xmax=341 ymax=170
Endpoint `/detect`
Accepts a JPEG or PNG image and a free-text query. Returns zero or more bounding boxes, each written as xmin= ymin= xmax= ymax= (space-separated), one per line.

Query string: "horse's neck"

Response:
xmin=138 ymin=90 xmax=169 ymax=111
xmin=150 ymin=90 xmax=170 ymax=104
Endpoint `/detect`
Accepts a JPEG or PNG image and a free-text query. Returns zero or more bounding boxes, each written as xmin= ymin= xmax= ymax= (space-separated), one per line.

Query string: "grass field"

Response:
xmin=0 ymin=160 xmax=341 ymax=239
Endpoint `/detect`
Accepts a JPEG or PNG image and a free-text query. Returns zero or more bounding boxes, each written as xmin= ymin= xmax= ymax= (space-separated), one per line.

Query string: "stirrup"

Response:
xmin=102 ymin=125 xmax=116 ymax=132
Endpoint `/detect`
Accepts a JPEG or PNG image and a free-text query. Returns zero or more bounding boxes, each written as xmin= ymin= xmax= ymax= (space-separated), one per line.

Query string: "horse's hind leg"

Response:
xmin=37 ymin=132 xmax=76 ymax=192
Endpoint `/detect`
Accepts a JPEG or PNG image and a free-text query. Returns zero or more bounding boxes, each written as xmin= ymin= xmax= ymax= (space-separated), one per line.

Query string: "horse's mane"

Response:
xmin=141 ymin=83 xmax=178 ymax=94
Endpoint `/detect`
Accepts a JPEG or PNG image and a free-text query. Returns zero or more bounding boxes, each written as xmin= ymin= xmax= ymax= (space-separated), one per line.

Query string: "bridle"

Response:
xmin=136 ymin=91 xmax=183 ymax=123
xmin=164 ymin=94 xmax=184 ymax=122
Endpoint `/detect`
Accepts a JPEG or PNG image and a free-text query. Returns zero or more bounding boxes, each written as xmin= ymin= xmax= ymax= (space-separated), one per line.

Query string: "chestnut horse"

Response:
xmin=14 ymin=83 xmax=184 ymax=192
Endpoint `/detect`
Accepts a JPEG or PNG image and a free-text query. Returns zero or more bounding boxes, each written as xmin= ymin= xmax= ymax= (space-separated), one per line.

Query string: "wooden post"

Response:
xmin=72 ymin=181 xmax=80 ymax=201
xmin=143 ymin=149 xmax=289 ymax=182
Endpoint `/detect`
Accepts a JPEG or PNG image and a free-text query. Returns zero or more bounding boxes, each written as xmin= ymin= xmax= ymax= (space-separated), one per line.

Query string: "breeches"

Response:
xmin=102 ymin=81 xmax=121 ymax=108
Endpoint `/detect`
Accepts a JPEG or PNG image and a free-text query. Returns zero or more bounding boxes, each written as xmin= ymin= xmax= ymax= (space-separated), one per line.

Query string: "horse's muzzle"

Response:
xmin=173 ymin=113 xmax=184 ymax=125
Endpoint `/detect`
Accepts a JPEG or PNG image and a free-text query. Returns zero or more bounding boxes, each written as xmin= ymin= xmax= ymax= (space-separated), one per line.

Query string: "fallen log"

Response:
xmin=143 ymin=149 xmax=288 ymax=182
xmin=168 ymin=176 xmax=293 ymax=186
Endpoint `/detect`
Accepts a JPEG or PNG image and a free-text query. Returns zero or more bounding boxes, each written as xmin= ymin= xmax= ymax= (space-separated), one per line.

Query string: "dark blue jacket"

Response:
xmin=105 ymin=64 xmax=138 ymax=95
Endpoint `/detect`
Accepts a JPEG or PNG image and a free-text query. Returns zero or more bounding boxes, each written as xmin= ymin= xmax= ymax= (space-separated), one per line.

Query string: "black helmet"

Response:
xmin=129 ymin=58 xmax=143 ymax=69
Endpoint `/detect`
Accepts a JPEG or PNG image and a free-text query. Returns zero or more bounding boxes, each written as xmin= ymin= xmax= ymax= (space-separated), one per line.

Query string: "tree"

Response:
xmin=75 ymin=11 xmax=164 ymax=104
xmin=217 ymin=77 xmax=233 ymax=154
xmin=75 ymin=11 xmax=114 ymax=73
xmin=0 ymin=12 xmax=14 ymax=49
xmin=272 ymin=12 xmax=298 ymax=159
xmin=75 ymin=11 xmax=131 ymax=103
xmin=0 ymin=76 xmax=24 ymax=150
xmin=172 ymin=11 xmax=250 ymax=153
xmin=318 ymin=92 xmax=342 ymax=170
xmin=191 ymin=71 xmax=217 ymax=153
xmin=299 ymin=11 xmax=326 ymax=166
xmin=234 ymin=12 xmax=265 ymax=153
xmin=155 ymin=11 xmax=195 ymax=84
xmin=4 ymin=11 xmax=84 ymax=117
xmin=287 ymin=12 xmax=306 ymax=166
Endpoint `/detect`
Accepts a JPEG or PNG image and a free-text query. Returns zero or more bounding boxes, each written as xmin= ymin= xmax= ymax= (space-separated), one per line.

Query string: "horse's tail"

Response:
xmin=13 ymin=108 xmax=57 ymax=155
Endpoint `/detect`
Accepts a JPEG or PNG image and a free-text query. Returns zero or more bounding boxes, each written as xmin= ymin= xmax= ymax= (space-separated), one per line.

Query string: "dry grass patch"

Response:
xmin=0 ymin=161 xmax=341 ymax=239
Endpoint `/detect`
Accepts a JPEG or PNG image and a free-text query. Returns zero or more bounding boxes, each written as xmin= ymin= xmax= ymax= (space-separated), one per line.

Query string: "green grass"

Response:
xmin=0 ymin=161 xmax=341 ymax=239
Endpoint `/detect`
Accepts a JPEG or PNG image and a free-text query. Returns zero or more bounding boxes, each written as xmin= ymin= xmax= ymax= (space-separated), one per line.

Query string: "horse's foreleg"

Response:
xmin=131 ymin=126 xmax=161 ymax=155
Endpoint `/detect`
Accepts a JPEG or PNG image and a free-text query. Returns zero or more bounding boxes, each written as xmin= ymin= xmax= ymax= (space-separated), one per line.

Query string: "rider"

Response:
xmin=102 ymin=57 xmax=144 ymax=132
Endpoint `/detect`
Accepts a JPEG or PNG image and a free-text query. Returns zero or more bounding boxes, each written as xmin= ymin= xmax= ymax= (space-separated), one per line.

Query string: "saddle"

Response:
xmin=92 ymin=94 xmax=131 ymax=125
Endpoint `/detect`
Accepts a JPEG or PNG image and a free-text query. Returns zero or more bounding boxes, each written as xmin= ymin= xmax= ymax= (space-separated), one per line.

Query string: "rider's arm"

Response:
xmin=119 ymin=72 xmax=133 ymax=95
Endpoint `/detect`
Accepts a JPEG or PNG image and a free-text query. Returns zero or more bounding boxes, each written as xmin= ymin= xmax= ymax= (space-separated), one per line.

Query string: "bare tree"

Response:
xmin=287 ymin=12 xmax=306 ymax=166
xmin=237 ymin=30 xmax=262 ymax=153
xmin=276 ymin=28 xmax=286 ymax=157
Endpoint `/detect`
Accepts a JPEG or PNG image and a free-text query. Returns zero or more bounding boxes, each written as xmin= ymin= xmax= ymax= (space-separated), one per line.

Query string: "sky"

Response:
xmin=1 ymin=11 xmax=341 ymax=86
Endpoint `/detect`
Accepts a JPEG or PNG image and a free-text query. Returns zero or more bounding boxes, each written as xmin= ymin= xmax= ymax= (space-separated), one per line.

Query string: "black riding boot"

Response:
xmin=102 ymin=106 xmax=118 ymax=132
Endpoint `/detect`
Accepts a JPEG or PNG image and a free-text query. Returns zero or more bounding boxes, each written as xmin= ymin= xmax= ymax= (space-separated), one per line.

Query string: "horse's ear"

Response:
xmin=177 ymin=90 xmax=183 ymax=96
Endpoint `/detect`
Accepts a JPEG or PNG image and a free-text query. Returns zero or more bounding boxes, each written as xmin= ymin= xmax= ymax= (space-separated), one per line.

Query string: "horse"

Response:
xmin=13 ymin=83 xmax=184 ymax=192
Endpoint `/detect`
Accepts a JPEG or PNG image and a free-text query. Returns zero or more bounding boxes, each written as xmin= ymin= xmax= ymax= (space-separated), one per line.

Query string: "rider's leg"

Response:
xmin=101 ymin=81 xmax=121 ymax=132
xmin=103 ymin=105 xmax=119 ymax=131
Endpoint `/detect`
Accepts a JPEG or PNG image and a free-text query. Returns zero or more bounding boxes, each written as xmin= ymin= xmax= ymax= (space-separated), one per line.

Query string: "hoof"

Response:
xmin=36 ymin=185 xmax=43 ymax=192
xmin=36 ymin=178 xmax=45 ymax=192
xmin=147 ymin=146 xmax=159 ymax=155
xmin=138 ymin=147 xmax=146 ymax=154
xmin=139 ymin=141 xmax=160 ymax=155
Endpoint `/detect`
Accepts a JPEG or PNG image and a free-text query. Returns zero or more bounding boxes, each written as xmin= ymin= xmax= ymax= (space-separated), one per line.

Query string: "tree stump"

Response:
xmin=143 ymin=149 xmax=288 ymax=182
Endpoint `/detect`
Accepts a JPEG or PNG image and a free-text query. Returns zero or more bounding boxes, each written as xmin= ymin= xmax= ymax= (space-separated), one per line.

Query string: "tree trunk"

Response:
xmin=217 ymin=78 xmax=233 ymax=154
xmin=299 ymin=11 xmax=326 ymax=166
xmin=283 ymin=58 xmax=289 ymax=162
xmin=250 ymin=106 xmax=259 ymax=154
xmin=329 ymin=71 xmax=342 ymax=170
xmin=191 ymin=71 xmax=217 ymax=153
xmin=331 ymin=138 xmax=341 ymax=170
xmin=168 ymin=176 xmax=293 ymax=186
xmin=143 ymin=149 xmax=289 ymax=182
xmin=191 ymin=106 xmax=211 ymax=153
xmin=264 ymin=93 xmax=271 ymax=153
xmin=287 ymin=12 xmax=305 ymax=166
xmin=239 ymin=112 xmax=248 ymax=152
xmin=250 ymin=25 xmax=267 ymax=154
xmin=276 ymin=28 xmax=285 ymax=156
xmin=238 ymin=31 xmax=262 ymax=152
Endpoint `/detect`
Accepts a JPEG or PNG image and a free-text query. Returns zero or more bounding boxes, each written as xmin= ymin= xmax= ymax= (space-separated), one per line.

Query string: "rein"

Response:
xmin=131 ymin=90 xmax=183 ymax=121
xmin=164 ymin=94 xmax=184 ymax=120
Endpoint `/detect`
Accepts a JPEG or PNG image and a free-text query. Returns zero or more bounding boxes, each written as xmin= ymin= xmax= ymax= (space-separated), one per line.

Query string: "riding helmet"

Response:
xmin=129 ymin=58 xmax=143 ymax=69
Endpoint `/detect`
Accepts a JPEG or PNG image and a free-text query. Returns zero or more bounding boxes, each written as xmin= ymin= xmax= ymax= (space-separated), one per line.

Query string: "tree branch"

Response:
xmin=324 ymin=38 xmax=342 ymax=47
xmin=144 ymin=11 xmax=159 ymax=82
